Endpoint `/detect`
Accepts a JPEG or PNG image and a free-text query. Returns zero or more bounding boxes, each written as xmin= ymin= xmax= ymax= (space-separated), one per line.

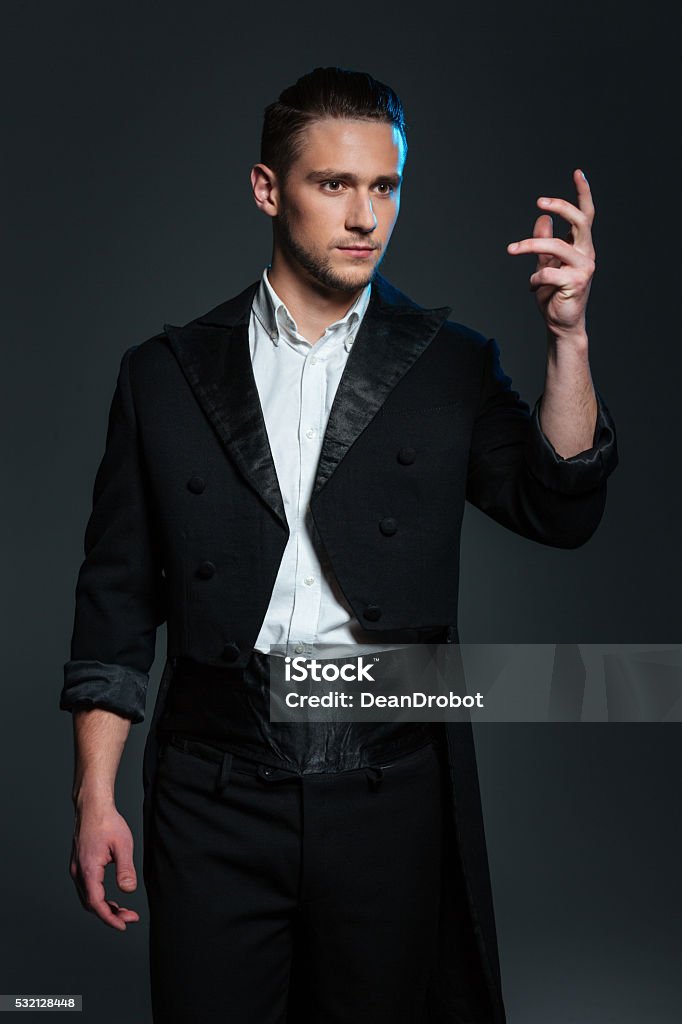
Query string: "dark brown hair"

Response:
xmin=260 ymin=67 xmax=407 ymax=180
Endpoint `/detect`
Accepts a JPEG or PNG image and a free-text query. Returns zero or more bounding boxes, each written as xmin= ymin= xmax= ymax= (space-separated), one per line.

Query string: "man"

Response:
xmin=60 ymin=67 xmax=618 ymax=1023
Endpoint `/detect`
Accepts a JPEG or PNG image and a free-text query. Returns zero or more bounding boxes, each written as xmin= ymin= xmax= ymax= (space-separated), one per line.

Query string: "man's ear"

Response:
xmin=250 ymin=163 xmax=280 ymax=218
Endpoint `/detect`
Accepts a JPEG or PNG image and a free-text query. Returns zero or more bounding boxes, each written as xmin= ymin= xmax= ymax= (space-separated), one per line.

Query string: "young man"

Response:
xmin=61 ymin=67 xmax=618 ymax=1023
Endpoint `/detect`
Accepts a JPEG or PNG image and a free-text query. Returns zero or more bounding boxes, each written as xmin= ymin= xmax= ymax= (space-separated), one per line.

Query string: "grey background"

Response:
xmin=2 ymin=0 xmax=680 ymax=1021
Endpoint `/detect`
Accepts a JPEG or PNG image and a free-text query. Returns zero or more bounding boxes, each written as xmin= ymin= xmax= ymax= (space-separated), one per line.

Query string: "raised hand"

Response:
xmin=507 ymin=168 xmax=596 ymax=340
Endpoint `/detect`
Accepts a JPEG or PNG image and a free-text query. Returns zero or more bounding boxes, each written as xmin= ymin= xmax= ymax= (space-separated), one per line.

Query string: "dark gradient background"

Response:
xmin=2 ymin=1 xmax=680 ymax=1021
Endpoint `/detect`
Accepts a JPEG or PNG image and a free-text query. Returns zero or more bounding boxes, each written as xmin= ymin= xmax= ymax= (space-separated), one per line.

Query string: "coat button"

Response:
xmin=363 ymin=605 xmax=382 ymax=622
xmin=196 ymin=560 xmax=216 ymax=579
xmin=222 ymin=642 xmax=240 ymax=662
xmin=397 ymin=447 xmax=416 ymax=465
xmin=187 ymin=475 xmax=206 ymax=494
xmin=379 ymin=517 xmax=397 ymax=536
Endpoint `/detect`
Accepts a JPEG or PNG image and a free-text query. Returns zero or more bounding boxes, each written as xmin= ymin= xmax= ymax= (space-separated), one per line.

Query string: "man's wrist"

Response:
xmin=544 ymin=327 xmax=592 ymax=381
xmin=72 ymin=778 xmax=117 ymax=811
xmin=546 ymin=324 xmax=589 ymax=351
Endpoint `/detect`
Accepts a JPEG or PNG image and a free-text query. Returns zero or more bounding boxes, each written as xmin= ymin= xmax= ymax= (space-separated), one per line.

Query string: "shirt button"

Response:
xmin=310 ymin=356 xmax=318 ymax=365
xmin=270 ymin=330 xmax=278 ymax=341
xmin=294 ymin=643 xmax=305 ymax=654
xmin=304 ymin=575 xmax=315 ymax=586
xmin=306 ymin=428 xmax=316 ymax=439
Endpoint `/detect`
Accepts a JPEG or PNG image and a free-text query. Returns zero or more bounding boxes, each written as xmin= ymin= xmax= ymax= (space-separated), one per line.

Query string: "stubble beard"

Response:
xmin=276 ymin=205 xmax=381 ymax=294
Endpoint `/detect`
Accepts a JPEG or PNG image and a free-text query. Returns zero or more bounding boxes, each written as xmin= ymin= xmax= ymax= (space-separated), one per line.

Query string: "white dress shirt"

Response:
xmin=250 ymin=267 xmax=385 ymax=657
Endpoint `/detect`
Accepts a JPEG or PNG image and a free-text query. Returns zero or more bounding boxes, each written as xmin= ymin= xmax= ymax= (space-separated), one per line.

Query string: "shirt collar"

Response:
xmin=252 ymin=267 xmax=372 ymax=353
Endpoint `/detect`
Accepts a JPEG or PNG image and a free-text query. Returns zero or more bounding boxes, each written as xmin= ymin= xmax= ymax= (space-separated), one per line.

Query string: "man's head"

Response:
xmin=251 ymin=67 xmax=407 ymax=294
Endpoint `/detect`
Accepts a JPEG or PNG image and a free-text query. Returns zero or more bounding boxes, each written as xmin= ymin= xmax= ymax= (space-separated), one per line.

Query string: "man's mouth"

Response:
xmin=336 ymin=245 xmax=377 ymax=258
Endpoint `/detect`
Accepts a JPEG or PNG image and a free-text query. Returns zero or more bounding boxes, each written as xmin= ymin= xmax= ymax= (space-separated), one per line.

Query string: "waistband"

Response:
xmin=158 ymin=651 xmax=439 ymax=774
xmin=161 ymin=729 xmax=432 ymax=782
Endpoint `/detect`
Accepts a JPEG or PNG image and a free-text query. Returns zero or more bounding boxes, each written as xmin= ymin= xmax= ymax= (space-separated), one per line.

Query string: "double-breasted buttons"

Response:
xmin=397 ymin=447 xmax=416 ymax=465
xmin=187 ymin=475 xmax=206 ymax=494
xmin=379 ymin=517 xmax=397 ymax=536
xmin=363 ymin=605 xmax=382 ymax=622
xmin=222 ymin=641 xmax=240 ymax=663
xmin=196 ymin=560 xmax=216 ymax=579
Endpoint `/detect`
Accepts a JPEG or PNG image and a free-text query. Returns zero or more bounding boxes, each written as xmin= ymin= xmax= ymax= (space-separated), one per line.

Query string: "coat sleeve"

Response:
xmin=465 ymin=337 xmax=618 ymax=548
xmin=59 ymin=345 xmax=167 ymax=723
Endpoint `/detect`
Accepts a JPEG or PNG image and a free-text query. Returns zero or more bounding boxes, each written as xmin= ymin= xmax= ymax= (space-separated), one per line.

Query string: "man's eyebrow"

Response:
xmin=306 ymin=169 xmax=402 ymax=186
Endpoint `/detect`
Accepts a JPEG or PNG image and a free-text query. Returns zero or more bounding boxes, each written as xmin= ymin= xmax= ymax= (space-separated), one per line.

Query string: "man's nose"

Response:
xmin=346 ymin=193 xmax=377 ymax=233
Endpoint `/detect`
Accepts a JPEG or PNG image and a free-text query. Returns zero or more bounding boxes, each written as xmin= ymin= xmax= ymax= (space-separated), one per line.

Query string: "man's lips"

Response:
xmin=336 ymin=245 xmax=377 ymax=257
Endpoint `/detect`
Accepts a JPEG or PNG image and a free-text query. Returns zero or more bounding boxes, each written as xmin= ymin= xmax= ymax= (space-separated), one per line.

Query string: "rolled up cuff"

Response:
xmin=524 ymin=388 xmax=619 ymax=495
xmin=60 ymin=659 xmax=148 ymax=723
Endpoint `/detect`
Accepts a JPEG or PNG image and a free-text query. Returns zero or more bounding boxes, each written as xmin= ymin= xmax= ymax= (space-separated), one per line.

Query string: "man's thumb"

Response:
xmin=117 ymin=864 xmax=137 ymax=891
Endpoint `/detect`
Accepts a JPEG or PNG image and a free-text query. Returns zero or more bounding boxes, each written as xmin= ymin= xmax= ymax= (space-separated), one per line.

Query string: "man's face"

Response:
xmin=274 ymin=118 xmax=405 ymax=293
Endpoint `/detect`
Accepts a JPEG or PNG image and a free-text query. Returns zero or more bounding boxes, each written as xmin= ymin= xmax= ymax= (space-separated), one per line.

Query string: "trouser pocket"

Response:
xmin=160 ymin=735 xmax=234 ymax=795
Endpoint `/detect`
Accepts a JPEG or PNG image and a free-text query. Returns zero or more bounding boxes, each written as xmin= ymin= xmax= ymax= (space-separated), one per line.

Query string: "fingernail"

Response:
xmin=508 ymin=242 xmax=519 ymax=251
xmin=581 ymin=170 xmax=588 ymax=183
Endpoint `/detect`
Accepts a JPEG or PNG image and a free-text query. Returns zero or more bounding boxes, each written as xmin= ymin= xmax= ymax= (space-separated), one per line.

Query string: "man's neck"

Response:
xmin=267 ymin=257 xmax=366 ymax=345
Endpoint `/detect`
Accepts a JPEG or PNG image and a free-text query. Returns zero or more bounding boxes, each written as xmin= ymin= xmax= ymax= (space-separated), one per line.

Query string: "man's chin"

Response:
xmin=321 ymin=262 xmax=377 ymax=293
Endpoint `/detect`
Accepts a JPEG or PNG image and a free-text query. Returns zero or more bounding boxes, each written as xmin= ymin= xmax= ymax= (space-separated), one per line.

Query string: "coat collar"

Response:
xmin=163 ymin=273 xmax=451 ymax=531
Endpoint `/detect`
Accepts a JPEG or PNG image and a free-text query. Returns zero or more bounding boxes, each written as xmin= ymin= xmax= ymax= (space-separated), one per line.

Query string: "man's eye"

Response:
xmin=323 ymin=180 xmax=343 ymax=191
xmin=375 ymin=183 xmax=394 ymax=194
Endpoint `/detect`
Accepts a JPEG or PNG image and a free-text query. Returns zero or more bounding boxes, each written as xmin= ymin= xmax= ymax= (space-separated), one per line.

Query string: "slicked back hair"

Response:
xmin=260 ymin=67 xmax=407 ymax=181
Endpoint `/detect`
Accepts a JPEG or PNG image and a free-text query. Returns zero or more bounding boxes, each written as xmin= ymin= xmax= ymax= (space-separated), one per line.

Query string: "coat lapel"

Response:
xmin=162 ymin=274 xmax=451 ymax=523
xmin=312 ymin=275 xmax=451 ymax=496
xmin=163 ymin=281 xmax=289 ymax=529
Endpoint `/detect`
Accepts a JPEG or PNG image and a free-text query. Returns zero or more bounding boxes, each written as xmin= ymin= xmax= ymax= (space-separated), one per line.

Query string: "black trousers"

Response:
xmin=145 ymin=735 xmax=446 ymax=1024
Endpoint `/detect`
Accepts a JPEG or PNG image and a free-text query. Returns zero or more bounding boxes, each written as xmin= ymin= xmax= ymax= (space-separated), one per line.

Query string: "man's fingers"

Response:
xmin=536 ymin=194 xmax=592 ymax=233
xmin=573 ymin=167 xmax=595 ymax=222
xmin=532 ymin=214 xmax=559 ymax=270
xmin=78 ymin=871 xmax=139 ymax=929
xmin=69 ymin=810 xmax=139 ymax=931
xmin=533 ymin=169 xmax=595 ymax=253
xmin=507 ymin=236 xmax=594 ymax=267
xmin=74 ymin=851 xmax=137 ymax=930
xmin=508 ymin=171 xmax=595 ymax=263
xmin=79 ymin=865 xmax=128 ymax=930
xmin=528 ymin=266 xmax=593 ymax=298
xmin=107 ymin=900 xmax=140 ymax=923
xmin=84 ymin=886 xmax=132 ymax=930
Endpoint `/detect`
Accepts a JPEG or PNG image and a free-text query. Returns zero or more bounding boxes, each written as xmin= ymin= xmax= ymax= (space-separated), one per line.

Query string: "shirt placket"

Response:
xmin=287 ymin=333 xmax=334 ymax=656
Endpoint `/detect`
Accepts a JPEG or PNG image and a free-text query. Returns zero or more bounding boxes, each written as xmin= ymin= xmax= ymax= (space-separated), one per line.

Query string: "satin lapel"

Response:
xmin=313 ymin=284 xmax=451 ymax=496
xmin=163 ymin=285 xmax=287 ymax=530
xmin=162 ymin=275 xmax=451 ymax=518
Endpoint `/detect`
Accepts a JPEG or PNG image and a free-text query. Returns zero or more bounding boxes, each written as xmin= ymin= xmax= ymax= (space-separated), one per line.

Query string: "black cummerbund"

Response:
xmin=157 ymin=651 xmax=438 ymax=774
